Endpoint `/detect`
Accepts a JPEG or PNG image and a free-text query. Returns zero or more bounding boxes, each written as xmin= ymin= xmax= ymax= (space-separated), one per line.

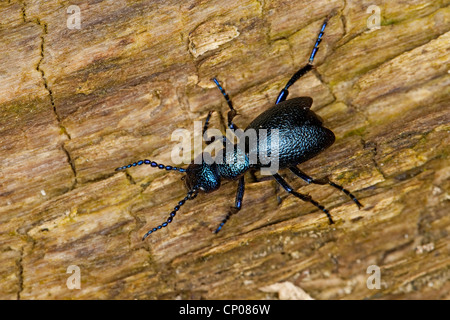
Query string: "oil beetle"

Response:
xmin=115 ymin=14 xmax=363 ymax=240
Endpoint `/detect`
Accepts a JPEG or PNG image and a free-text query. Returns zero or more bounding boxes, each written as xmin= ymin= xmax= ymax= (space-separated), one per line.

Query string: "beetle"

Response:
xmin=115 ymin=14 xmax=363 ymax=240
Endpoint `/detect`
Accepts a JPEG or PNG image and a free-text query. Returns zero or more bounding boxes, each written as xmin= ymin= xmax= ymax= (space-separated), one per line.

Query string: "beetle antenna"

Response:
xmin=141 ymin=188 xmax=198 ymax=241
xmin=115 ymin=159 xmax=186 ymax=173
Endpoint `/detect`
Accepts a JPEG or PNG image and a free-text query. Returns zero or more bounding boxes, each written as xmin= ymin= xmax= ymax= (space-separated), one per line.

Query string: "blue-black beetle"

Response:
xmin=116 ymin=14 xmax=362 ymax=240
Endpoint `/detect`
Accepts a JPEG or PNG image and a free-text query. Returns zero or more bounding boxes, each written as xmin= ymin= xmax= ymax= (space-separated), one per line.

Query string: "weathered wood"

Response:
xmin=0 ymin=0 xmax=449 ymax=299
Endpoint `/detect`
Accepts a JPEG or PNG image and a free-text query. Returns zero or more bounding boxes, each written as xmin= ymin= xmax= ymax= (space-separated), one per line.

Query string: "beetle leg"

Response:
xmin=203 ymin=110 xmax=214 ymax=136
xmin=214 ymin=176 xmax=245 ymax=233
xmin=203 ymin=110 xmax=215 ymax=145
xmin=202 ymin=112 xmax=233 ymax=146
xmin=211 ymin=78 xmax=240 ymax=130
xmin=289 ymin=166 xmax=363 ymax=209
xmin=275 ymin=65 xmax=313 ymax=104
xmin=272 ymin=173 xmax=334 ymax=224
xmin=308 ymin=17 xmax=328 ymax=64
xmin=275 ymin=17 xmax=329 ymax=104
xmin=249 ymin=170 xmax=273 ymax=183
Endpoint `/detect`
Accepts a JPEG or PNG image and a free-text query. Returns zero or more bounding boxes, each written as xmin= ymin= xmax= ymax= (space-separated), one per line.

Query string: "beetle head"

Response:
xmin=185 ymin=159 xmax=221 ymax=193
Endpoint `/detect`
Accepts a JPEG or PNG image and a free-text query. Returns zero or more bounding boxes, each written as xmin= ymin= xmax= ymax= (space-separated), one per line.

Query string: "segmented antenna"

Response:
xmin=115 ymin=159 xmax=186 ymax=173
xmin=141 ymin=189 xmax=198 ymax=241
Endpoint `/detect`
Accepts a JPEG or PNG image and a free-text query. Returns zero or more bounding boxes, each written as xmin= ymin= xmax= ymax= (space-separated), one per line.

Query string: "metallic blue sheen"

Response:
xmin=117 ymin=13 xmax=362 ymax=241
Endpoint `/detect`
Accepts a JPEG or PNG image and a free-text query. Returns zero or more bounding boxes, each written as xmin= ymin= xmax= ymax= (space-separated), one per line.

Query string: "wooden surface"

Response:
xmin=0 ymin=0 xmax=449 ymax=300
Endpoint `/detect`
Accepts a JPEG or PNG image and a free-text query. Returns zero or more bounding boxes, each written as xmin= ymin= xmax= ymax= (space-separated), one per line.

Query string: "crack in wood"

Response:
xmin=22 ymin=2 xmax=78 ymax=190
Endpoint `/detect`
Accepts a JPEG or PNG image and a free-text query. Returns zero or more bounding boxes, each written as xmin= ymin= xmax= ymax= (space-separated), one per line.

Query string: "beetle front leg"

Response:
xmin=289 ymin=166 xmax=363 ymax=209
xmin=202 ymin=110 xmax=215 ymax=145
xmin=212 ymin=78 xmax=240 ymax=130
xmin=214 ymin=176 xmax=245 ymax=233
xmin=272 ymin=173 xmax=334 ymax=224
xmin=202 ymin=111 xmax=234 ymax=146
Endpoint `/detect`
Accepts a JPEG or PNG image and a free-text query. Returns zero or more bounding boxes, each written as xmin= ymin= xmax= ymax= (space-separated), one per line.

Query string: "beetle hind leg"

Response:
xmin=289 ymin=166 xmax=363 ymax=209
xmin=275 ymin=16 xmax=329 ymax=104
xmin=272 ymin=173 xmax=334 ymax=224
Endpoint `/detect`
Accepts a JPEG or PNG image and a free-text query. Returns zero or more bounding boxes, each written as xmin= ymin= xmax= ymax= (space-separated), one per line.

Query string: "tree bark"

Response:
xmin=0 ymin=0 xmax=448 ymax=299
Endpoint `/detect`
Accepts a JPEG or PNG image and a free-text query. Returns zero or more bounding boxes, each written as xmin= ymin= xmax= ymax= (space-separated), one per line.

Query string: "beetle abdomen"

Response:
xmin=246 ymin=97 xmax=318 ymax=130
xmin=245 ymin=97 xmax=335 ymax=168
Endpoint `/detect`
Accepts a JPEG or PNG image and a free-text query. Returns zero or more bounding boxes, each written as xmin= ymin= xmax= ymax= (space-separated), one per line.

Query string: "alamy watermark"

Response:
xmin=366 ymin=5 xmax=381 ymax=33
xmin=67 ymin=5 xmax=81 ymax=30
xmin=366 ymin=265 xmax=381 ymax=289
xmin=66 ymin=265 xmax=81 ymax=290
